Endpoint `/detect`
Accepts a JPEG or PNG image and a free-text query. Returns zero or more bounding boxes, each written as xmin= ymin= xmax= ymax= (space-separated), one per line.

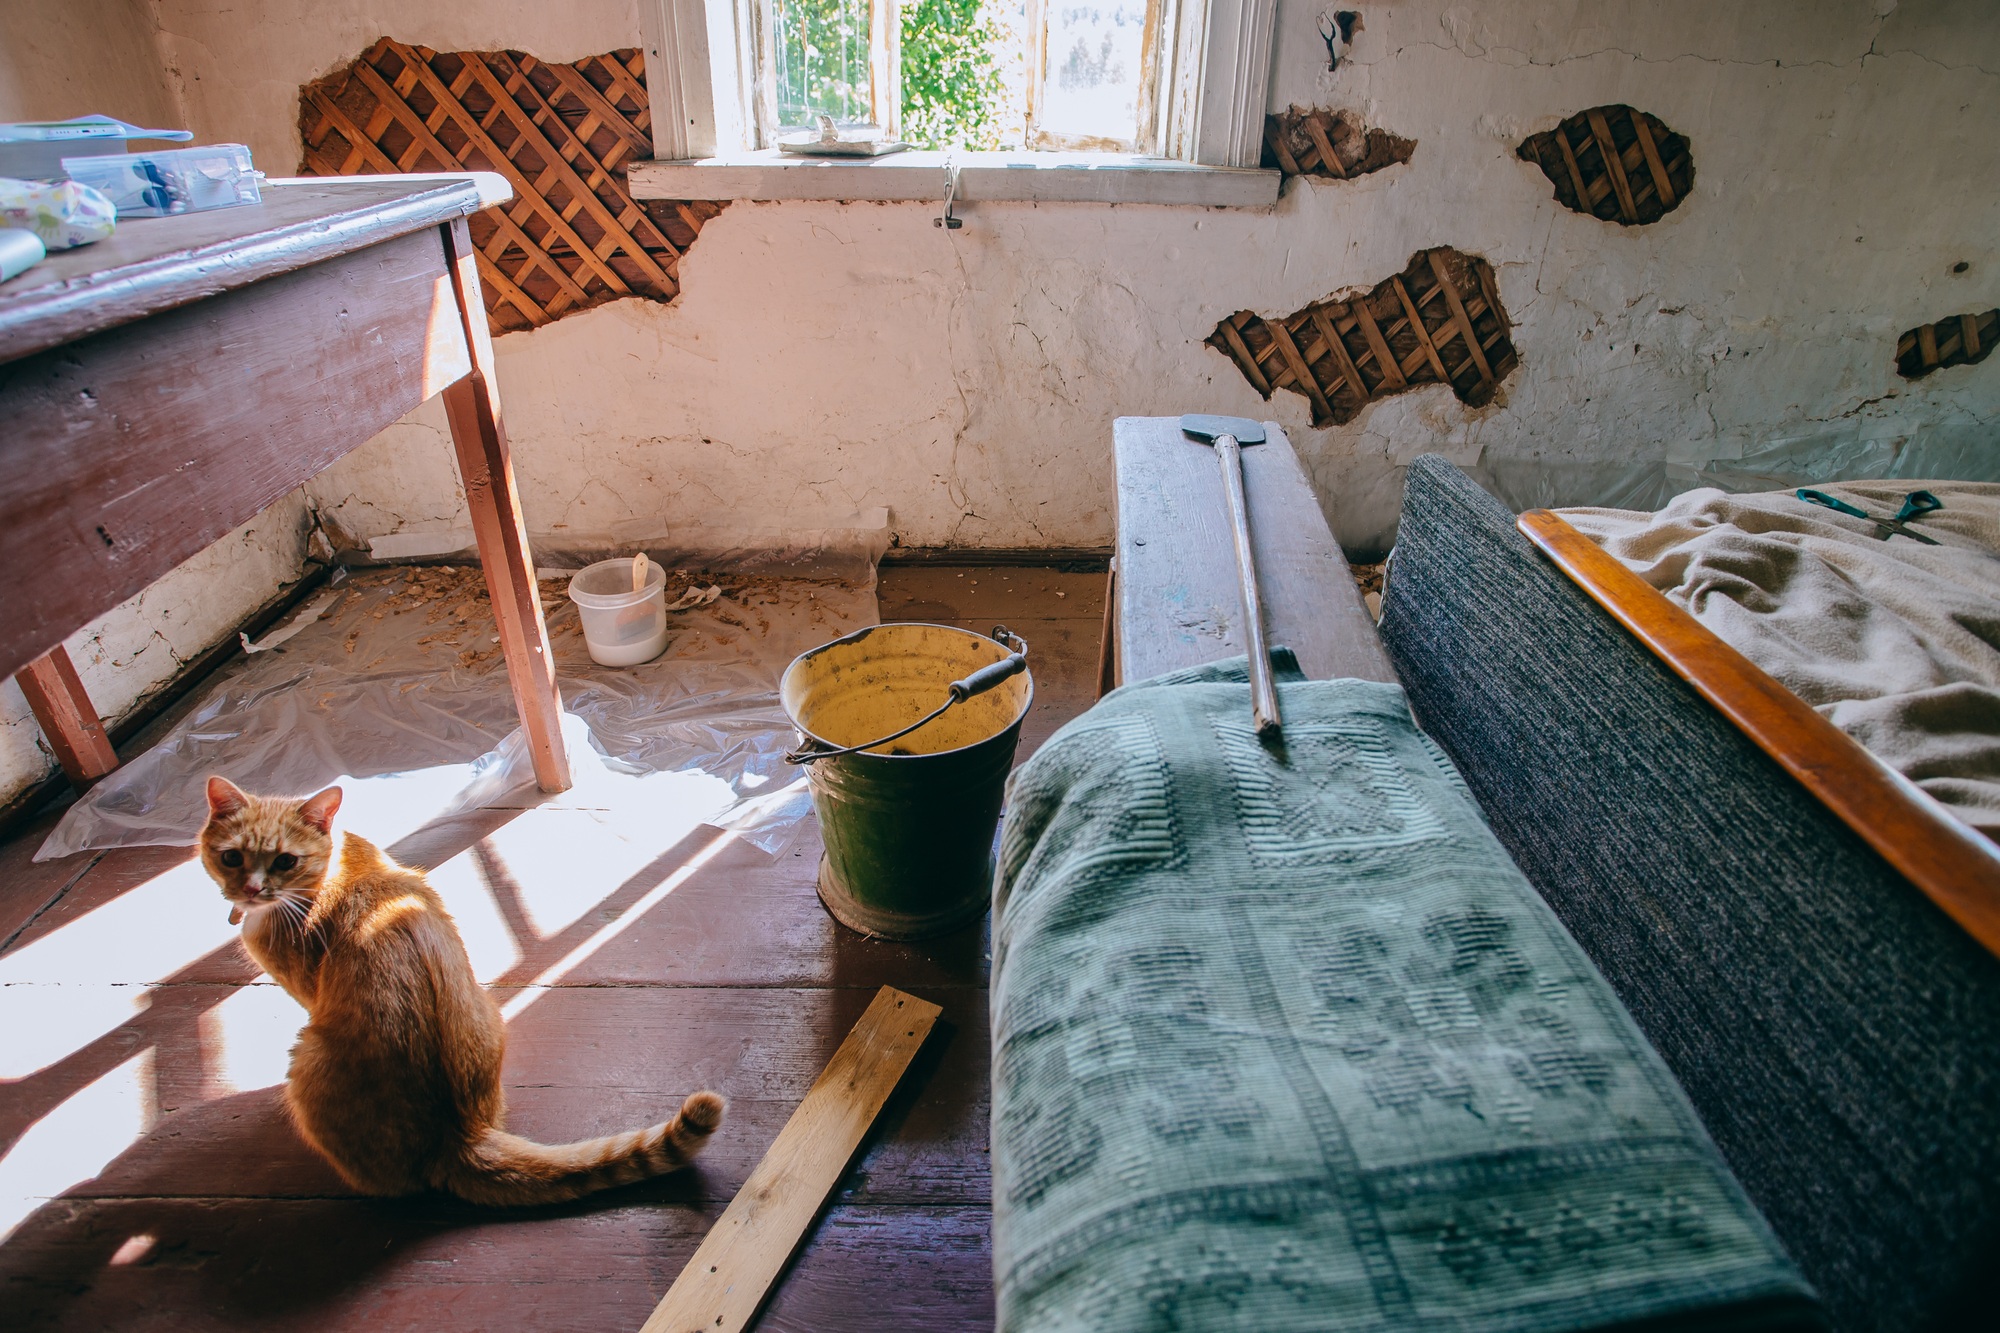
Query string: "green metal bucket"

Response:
xmin=781 ymin=623 xmax=1034 ymax=939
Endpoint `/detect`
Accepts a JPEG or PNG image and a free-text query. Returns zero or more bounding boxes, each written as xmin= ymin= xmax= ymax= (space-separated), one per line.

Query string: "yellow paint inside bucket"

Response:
xmin=782 ymin=623 xmax=1032 ymax=757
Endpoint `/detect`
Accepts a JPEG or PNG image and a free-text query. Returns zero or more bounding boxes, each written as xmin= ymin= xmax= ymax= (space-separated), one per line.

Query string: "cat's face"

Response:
xmin=200 ymin=778 xmax=342 ymax=923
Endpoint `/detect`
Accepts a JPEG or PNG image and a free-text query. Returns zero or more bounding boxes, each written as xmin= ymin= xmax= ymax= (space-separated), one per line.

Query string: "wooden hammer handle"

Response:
xmin=1214 ymin=435 xmax=1281 ymax=738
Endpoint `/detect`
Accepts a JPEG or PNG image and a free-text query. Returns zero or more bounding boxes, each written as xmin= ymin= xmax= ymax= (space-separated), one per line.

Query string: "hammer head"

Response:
xmin=1181 ymin=414 xmax=1267 ymax=447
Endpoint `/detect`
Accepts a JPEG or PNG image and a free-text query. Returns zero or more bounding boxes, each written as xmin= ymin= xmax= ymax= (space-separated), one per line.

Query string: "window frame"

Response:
xmin=638 ymin=0 xmax=1278 ymax=183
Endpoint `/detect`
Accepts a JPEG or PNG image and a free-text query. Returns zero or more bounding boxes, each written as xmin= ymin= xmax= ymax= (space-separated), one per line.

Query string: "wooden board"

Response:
xmin=640 ymin=986 xmax=943 ymax=1333
xmin=0 ymin=179 xmax=483 ymax=365
xmin=1113 ymin=416 xmax=1396 ymax=686
xmin=0 ymin=225 xmax=470 ymax=681
xmin=1518 ymin=509 xmax=2000 ymax=959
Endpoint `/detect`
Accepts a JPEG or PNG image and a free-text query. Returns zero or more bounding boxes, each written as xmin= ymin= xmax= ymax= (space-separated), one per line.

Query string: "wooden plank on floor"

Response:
xmin=641 ymin=986 xmax=943 ymax=1333
xmin=876 ymin=567 xmax=1105 ymax=625
xmin=0 ymin=811 xmax=98 ymax=954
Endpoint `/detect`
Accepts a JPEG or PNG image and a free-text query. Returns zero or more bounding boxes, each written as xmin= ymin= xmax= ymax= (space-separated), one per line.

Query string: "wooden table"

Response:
xmin=1107 ymin=416 xmax=1395 ymax=687
xmin=0 ymin=177 xmax=569 ymax=794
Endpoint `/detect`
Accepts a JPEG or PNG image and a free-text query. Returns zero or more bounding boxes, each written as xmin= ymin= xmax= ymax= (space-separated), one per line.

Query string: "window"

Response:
xmin=640 ymin=0 xmax=1277 ymax=173
xmin=753 ymin=0 xmax=1165 ymax=152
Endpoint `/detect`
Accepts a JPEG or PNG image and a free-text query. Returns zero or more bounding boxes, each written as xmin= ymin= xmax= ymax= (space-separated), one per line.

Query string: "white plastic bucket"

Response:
xmin=568 ymin=558 xmax=670 ymax=666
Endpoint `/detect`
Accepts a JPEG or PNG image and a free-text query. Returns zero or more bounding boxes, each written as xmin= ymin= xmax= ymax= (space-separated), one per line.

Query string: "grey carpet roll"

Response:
xmin=1378 ymin=455 xmax=2000 ymax=1332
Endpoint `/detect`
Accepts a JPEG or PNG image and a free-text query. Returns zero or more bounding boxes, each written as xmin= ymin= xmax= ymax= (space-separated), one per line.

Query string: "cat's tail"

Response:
xmin=439 ymin=1091 xmax=725 ymax=1206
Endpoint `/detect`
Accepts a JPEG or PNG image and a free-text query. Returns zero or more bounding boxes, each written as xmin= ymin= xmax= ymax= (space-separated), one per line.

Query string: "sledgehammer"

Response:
xmin=1181 ymin=414 xmax=1281 ymax=740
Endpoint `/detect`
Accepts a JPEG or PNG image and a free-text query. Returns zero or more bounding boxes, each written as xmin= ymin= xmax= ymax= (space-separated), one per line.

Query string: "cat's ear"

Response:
xmin=298 ymin=786 xmax=343 ymax=834
xmin=206 ymin=776 xmax=249 ymax=818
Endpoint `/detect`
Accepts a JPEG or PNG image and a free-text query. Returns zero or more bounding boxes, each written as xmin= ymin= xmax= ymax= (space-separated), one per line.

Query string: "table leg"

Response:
xmin=437 ymin=217 xmax=571 ymax=793
xmin=16 ymin=646 xmax=118 ymax=788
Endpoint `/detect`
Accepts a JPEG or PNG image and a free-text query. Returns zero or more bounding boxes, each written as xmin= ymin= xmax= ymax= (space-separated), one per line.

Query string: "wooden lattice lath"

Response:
xmin=1518 ymin=105 xmax=1693 ymax=227
xmin=1897 ymin=308 xmax=1998 ymax=379
xmin=1207 ymin=248 xmax=1517 ymax=427
xmin=1262 ymin=107 xmax=1414 ymax=182
xmin=299 ymin=39 xmax=725 ymax=335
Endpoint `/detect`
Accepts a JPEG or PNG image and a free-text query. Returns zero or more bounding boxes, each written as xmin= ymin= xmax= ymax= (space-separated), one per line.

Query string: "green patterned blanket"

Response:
xmin=991 ymin=656 xmax=1820 ymax=1332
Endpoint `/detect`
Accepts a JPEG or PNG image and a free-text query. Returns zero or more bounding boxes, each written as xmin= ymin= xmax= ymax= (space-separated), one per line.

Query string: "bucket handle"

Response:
xmin=786 ymin=627 xmax=1029 ymax=764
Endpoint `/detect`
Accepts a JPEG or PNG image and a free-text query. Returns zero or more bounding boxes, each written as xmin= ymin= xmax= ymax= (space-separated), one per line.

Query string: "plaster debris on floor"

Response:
xmin=38 ymin=562 xmax=878 ymax=861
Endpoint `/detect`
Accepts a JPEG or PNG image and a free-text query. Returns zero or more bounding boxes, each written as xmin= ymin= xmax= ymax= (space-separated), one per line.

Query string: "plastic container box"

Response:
xmin=62 ymin=144 xmax=259 ymax=218
xmin=568 ymin=558 xmax=670 ymax=666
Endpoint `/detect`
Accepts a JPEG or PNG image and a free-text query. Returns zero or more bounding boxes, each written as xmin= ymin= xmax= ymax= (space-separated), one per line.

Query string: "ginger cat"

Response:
xmin=200 ymin=776 xmax=723 ymax=1205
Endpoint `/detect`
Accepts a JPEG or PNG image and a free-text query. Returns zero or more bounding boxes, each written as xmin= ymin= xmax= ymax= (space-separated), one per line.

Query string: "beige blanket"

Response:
xmin=1558 ymin=481 xmax=2000 ymax=841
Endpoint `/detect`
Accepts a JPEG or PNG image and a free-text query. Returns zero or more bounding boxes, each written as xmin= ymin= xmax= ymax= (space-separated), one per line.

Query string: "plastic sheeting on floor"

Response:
xmin=37 ymin=563 xmax=878 ymax=861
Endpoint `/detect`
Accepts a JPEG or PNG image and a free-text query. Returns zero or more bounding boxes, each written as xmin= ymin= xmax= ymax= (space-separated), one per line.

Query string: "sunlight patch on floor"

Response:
xmin=0 ymin=1051 xmax=150 ymax=1242
xmin=0 ymin=860 xmax=227 ymax=1080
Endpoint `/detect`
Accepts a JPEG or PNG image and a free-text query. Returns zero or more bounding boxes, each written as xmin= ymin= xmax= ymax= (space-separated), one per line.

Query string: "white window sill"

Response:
xmin=625 ymin=150 xmax=1280 ymax=207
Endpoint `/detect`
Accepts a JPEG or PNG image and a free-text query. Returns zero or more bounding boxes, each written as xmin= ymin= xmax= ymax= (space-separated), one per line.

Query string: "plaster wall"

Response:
xmin=0 ymin=0 xmax=182 ymax=127
xmin=0 ymin=6 xmax=316 ymax=812
xmin=152 ymin=0 xmax=1998 ymax=559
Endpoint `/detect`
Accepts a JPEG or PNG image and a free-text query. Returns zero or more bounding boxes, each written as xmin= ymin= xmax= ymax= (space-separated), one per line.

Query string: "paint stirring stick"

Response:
xmin=632 ymin=552 xmax=648 ymax=593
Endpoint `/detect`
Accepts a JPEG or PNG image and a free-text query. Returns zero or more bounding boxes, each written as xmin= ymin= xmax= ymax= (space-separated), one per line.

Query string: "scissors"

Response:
xmin=1795 ymin=488 xmax=1942 ymax=545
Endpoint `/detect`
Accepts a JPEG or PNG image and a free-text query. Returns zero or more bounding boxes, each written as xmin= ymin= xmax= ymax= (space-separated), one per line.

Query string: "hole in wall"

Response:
xmin=298 ymin=38 xmax=727 ymax=336
xmin=1207 ymin=247 xmax=1517 ymax=427
xmin=1262 ymin=107 xmax=1414 ymax=182
xmin=1896 ymin=309 xmax=1998 ymax=379
xmin=1517 ymin=105 xmax=1692 ymax=227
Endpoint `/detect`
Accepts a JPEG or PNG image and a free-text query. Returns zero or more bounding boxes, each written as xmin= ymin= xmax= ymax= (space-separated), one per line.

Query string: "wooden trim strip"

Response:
xmin=1429 ymin=252 xmax=1495 ymax=385
xmin=1308 ymin=305 xmax=1367 ymax=404
xmin=1585 ymin=107 xmax=1640 ymax=222
xmin=1630 ymin=111 xmax=1677 ymax=208
xmin=1218 ymin=316 xmax=1272 ymax=395
xmin=1262 ymin=118 xmax=1303 ymax=175
xmin=1391 ymin=277 xmax=1450 ymax=383
xmin=1518 ymin=508 xmax=2000 ymax=959
xmin=1302 ymin=113 xmax=1347 ymax=178
xmin=1266 ymin=318 xmax=1332 ymax=421
xmin=641 ymin=987 xmax=942 ymax=1333
xmin=1348 ymin=299 xmax=1406 ymax=390
xmin=1552 ymin=128 xmax=1593 ymax=213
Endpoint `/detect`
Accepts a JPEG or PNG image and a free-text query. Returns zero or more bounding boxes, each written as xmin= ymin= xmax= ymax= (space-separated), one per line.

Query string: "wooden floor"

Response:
xmin=0 ymin=564 xmax=1105 ymax=1332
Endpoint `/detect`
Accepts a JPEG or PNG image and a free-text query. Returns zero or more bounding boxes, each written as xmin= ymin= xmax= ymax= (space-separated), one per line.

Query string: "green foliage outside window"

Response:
xmin=772 ymin=0 xmax=1016 ymax=149
xmin=772 ymin=0 xmax=874 ymax=128
xmin=900 ymin=0 xmax=1015 ymax=150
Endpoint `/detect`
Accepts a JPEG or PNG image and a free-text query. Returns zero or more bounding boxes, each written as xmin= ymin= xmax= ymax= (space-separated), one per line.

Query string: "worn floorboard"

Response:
xmin=0 ymin=565 xmax=1101 ymax=1331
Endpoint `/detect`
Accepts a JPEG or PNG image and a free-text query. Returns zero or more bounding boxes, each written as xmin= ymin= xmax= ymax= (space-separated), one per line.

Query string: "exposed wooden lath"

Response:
xmin=1518 ymin=105 xmax=1693 ymax=227
xmin=298 ymin=39 xmax=725 ymax=335
xmin=1261 ymin=107 xmax=1415 ymax=182
xmin=1208 ymin=248 xmax=1518 ymax=427
xmin=1897 ymin=308 xmax=1998 ymax=379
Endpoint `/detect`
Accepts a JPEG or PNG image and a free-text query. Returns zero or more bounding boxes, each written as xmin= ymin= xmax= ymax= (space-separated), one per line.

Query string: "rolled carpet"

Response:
xmin=991 ymin=655 xmax=1819 ymax=1332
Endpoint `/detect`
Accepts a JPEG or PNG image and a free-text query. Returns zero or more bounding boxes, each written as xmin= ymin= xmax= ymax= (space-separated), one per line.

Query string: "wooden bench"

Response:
xmin=1104 ymin=416 xmax=1394 ymax=690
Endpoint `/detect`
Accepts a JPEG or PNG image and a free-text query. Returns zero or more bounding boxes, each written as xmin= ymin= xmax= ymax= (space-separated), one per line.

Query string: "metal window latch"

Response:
xmin=936 ymin=161 xmax=962 ymax=230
